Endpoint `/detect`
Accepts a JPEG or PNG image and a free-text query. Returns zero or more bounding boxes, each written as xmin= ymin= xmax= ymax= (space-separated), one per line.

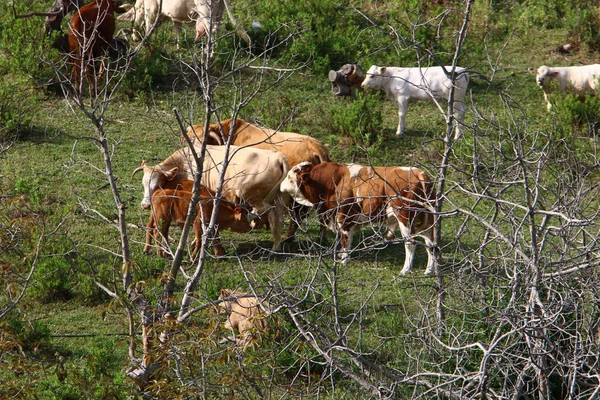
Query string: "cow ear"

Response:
xmin=549 ymin=71 xmax=559 ymax=77
xmin=220 ymin=288 xmax=230 ymax=298
xmin=379 ymin=67 xmax=386 ymax=74
xmin=233 ymin=207 xmax=243 ymax=220
xmin=528 ymin=67 xmax=536 ymax=74
xmin=165 ymin=167 xmax=179 ymax=180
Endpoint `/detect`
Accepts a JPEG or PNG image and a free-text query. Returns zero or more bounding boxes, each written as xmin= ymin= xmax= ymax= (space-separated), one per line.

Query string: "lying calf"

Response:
xmin=144 ymin=183 xmax=253 ymax=258
xmin=218 ymin=288 xmax=270 ymax=349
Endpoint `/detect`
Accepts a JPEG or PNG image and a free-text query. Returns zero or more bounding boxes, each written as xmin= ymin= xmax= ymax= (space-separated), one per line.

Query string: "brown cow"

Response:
xmin=133 ymin=144 xmax=289 ymax=251
xmin=186 ymin=118 xmax=330 ymax=240
xmin=67 ymin=0 xmax=126 ymax=95
xmin=143 ymin=181 xmax=254 ymax=257
xmin=218 ymin=288 xmax=270 ymax=350
xmin=280 ymin=162 xmax=438 ymax=274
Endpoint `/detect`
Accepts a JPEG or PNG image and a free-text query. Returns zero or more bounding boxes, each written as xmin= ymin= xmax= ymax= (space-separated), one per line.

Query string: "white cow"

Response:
xmin=133 ymin=145 xmax=290 ymax=250
xmin=361 ymin=64 xmax=469 ymax=139
xmin=534 ymin=64 xmax=600 ymax=111
xmin=118 ymin=0 xmax=250 ymax=43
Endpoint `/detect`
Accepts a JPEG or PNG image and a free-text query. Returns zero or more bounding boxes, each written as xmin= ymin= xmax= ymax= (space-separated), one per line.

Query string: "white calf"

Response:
xmin=361 ymin=65 xmax=469 ymax=139
xmin=535 ymin=64 xmax=600 ymax=111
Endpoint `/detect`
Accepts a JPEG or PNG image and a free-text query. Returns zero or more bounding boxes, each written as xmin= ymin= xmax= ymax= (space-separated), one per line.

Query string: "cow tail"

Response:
xmin=416 ymin=170 xmax=436 ymax=212
xmin=223 ymin=0 xmax=251 ymax=45
xmin=264 ymin=157 xmax=290 ymax=206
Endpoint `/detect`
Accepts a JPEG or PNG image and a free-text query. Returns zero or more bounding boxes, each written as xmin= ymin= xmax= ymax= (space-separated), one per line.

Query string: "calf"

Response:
xmin=144 ymin=182 xmax=253 ymax=258
xmin=218 ymin=288 xmax=270 ymax=350
xmin=534 ymin=64 xmax=600 ymax=111
xmin=280 ymin=162 xmax=437 ymax=274
xmin=67 ymin=0 xmax=126 ymax=95
xmin=361 ymin=64 xmax=469 ymax=138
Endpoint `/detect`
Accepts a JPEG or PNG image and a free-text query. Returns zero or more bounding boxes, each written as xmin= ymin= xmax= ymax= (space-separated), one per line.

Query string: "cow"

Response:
xmin=143 ymin=182 xmax=254 ymax=258
xmin=280 ymin=162 xmax=437 ymax=275
xmin=67 ymin=0 xmax=127 ymax=96
xmin=360 ymin=64 xmax=469 ymax=139
xmin=218 ymin=288 xmax=270 ymax=350
xmin=533 ymin=64 xmax=600 ymax=111
xmin=328 ymin=63 xmax=365 ymax=96
xmin=117 ymin=0 xmax=250 ymax=44
xmin=132 ymin=144 xmax=290 ymax=251
xmin=186 ymin=118 xmax=330 ymax=240
xmin=46 ymin=0 xmax=85 ymax=34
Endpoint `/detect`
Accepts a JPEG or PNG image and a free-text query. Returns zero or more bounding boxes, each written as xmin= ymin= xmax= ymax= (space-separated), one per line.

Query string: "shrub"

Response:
xmin=552 ymin=93 xmax=600 ymax=137
xmin=330 ymin=91 xmax=384 ymax=159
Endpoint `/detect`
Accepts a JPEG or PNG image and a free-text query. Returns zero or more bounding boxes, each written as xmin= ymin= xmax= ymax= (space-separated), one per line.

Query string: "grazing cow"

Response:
xmin=218 ymin=288 xmax=270 ymax=349
xmin=280 ymin=162 xmax=437 ymax=274
xmin=144 ymin=182 xmax=254 ymax=257
xmin=533 ymin=64 xmax=600 ymax=111
xmin=46 ymin=0 xmax=85 ymax=35
xmin=118 ymin=0 xmax=250 ymax=44
xmin=186 ymin=118 xmax=330 ymax=239
xmin=361 ymin=64 xmax=469 ymax=139
xmin=132 ymin=145 xmax=289 ymax=250
xmin=67 ymin=0 xmax=126 ymax=95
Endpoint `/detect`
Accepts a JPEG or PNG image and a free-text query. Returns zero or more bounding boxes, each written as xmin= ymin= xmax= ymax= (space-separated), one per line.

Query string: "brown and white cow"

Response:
xmin=280 ymin=162 xmax=437 ymax=274
xmin=144 ymin=181 xmax=254 ymax=257
xmin=186 ymin=118 xmax=331 ymax=239
xmin=133 ymin=144 xmax=289 ymax=250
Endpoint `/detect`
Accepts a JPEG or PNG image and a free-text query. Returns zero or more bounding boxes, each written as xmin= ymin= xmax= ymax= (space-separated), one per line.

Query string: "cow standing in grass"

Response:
xmin=67 ymin=0 xmax=126 ymax=95
xmin=361 ymin=64 xmax=469 ymax=139
xmin=533 ymin=64 xmax=600 ymax=111
xmin=144 ymin=181 xmax=254 ymax=258
xmin=133 ymin=145 xmax=290 ymax=251
xmin=186 ymin=118 xmax=331 ymax=240
xmin=280 ymin=161 xmax=437 ymax=274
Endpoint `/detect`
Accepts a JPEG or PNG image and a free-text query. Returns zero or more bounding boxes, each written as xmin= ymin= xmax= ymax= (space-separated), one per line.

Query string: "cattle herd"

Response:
xmin=45 ymin=0 xmax=600 ymax=346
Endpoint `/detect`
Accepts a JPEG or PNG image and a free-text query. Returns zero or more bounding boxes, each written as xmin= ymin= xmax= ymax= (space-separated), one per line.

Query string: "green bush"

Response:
xmin=552 ymin=93 xmax=600 ymax=137
xmin=330 ymin=91 xmax=384 ymax=157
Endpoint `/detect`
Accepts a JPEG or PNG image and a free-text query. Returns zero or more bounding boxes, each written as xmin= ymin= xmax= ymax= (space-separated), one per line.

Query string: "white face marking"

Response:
xmin=140 ymin=169 xmax=162 ymax=209
xmin=280 ymin=163 xmax=314 ymax=208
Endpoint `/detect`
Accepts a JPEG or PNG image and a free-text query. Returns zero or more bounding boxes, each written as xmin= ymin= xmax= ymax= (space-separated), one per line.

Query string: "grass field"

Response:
xmin=2 ymin=0 xmax=600 ymax=398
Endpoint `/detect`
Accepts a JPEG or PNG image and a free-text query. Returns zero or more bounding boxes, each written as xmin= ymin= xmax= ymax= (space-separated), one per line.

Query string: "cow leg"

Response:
xmin=398 ymin=223 xmax=416 ymax=275
xmin=543 ymin=91 xmax=552 ymax=112
xmin=144 ymin=214 xmax=156 ymax=254
xmin=157 ymin=218 xmax=170 ymax=258
xmin=453 ymin=99 xmax=466 ymax=139
xmin=420 ymin=228 xmax=437 ymax=275
xmin=395 ymin=97 xmax=408 ymax=135
xmin=337 ymin=229 xmax=353 ymax=265
xmin=268 ymin=205 xmax=285 ymax=251
xmin=212 ymin=237 xmax=226 ymax=257
xmin=283 ymin=201 xmax=311 ymax=241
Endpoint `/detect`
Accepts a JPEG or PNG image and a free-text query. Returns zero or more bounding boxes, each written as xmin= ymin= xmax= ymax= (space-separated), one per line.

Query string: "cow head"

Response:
xmin=535 ymin=65 xmax=558 ymax=87
xmin=184 ymin=118 xmax=241 ymax=145
xmin=280 ymin=162 xmax=314 ymax=207
xmin=328 ymin=64 xmax=365 ymax=96
xmin=132 ymin=160 xmax=179 ymax=209
xmin=360 ymin=65 xmax=385 ymax=90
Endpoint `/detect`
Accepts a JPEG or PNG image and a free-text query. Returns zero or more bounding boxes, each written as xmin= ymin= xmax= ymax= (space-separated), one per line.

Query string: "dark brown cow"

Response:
xmin=143 ymin=181 xmax=254 ymax=257
xmin=67 ymin=0 xmax=126 ymax=95
xmin=280 ymin=162 xmax=437 ymax=274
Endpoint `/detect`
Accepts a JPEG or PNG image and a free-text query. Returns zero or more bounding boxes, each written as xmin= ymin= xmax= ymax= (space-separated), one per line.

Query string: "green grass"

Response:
xmin=3 ymin=0 xmax=600 ymax=397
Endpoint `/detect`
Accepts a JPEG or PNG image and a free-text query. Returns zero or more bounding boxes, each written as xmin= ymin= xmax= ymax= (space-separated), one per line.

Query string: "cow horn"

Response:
xmin=132 ymin=160 xmax=147 ymax=179
xmin=131 ymin=166 xmax=144 ymax=179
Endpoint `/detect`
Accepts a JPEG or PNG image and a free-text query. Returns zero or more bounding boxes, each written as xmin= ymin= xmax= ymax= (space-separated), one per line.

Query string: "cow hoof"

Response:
xmin=281 ymin=234 xmax=296 ymax=243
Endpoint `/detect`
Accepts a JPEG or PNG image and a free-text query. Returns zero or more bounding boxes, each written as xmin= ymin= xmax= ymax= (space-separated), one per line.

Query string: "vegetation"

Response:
xmin=2 ymin=0 xmax=600 ymax=398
